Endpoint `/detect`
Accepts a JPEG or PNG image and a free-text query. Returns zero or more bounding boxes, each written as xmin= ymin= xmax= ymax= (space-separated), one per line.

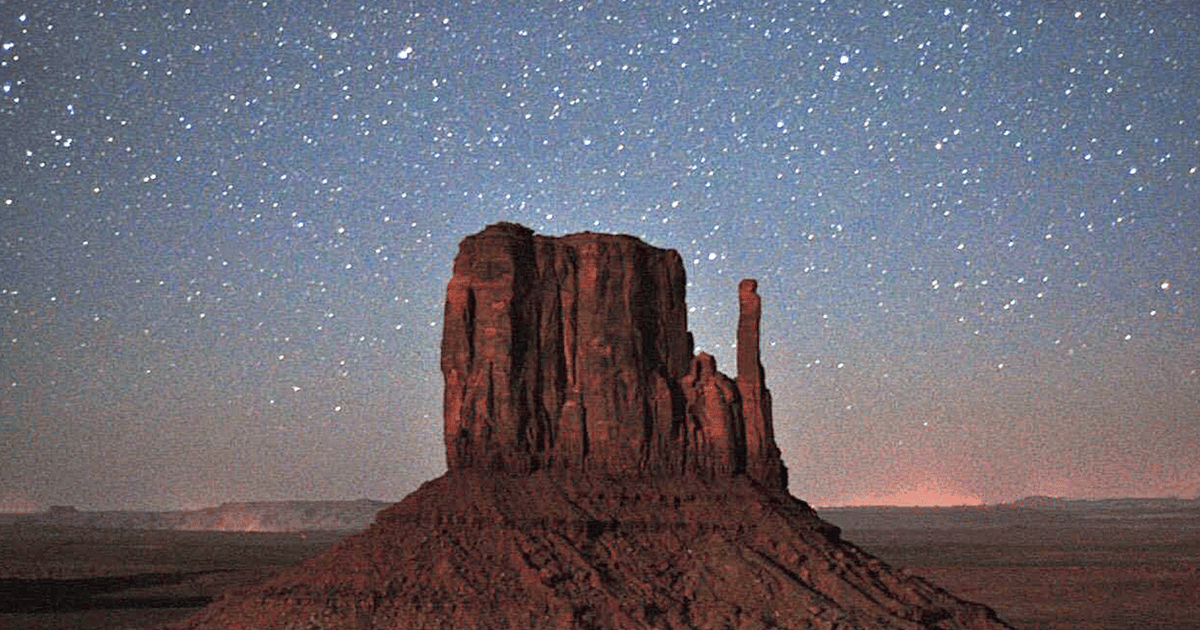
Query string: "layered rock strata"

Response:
xmin=441 ymin=222 xmax=786 ymax=488
xmin=174 ymin=473 xmax=1012 ymax=630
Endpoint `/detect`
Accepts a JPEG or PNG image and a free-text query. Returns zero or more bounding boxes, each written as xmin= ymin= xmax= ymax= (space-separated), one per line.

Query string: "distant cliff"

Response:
xmin=4 ymin=499 xmax=389 ymax=532
xmin=174 ymin=500 xmax=391 ymax=532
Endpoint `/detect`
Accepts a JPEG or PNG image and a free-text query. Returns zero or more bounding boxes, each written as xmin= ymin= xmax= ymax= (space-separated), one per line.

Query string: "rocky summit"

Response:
xmin=172 ymin=223 xmax=1013 ymax=630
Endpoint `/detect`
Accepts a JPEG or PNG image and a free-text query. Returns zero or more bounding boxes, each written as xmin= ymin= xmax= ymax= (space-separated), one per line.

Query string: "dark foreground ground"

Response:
xmin=0 ymin=525 xmax=345 ymax=630
xmin=1 ymin=499 xmax=1196 ymax=630
xmin=822 ymin=499 xmax=1200 ymax=630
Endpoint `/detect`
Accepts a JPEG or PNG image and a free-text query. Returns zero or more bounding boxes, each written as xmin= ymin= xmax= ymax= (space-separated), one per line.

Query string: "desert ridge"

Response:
xmin=0 ymin=500 xmax=389 ymax=533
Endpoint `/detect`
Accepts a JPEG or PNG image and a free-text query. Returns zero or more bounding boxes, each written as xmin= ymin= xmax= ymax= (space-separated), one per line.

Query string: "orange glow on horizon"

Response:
xmin=0 ymin=492 xmax=41 ymax=513
xmin=835 ymin=483 xmax=984 ymax=507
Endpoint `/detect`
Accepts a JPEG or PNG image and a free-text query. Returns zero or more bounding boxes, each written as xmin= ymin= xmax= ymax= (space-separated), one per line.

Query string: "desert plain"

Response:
xmin=1 ymin=496 xmax=1196 ymax=630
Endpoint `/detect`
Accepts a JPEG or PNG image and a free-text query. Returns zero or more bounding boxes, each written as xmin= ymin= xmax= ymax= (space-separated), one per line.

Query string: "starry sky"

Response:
xmin=1 ymin=1 xmax=1197 ymax=511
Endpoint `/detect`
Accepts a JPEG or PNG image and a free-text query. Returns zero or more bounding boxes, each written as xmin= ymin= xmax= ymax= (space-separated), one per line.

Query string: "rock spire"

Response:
xmin=441 ymin=222 xmax=787 ymax=488
xmin=736 ymin=278 xmax=787 ymax=488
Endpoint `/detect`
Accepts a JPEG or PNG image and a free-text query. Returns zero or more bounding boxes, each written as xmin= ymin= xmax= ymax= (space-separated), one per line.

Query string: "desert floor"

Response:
xmin=1 ymin=499 xmax=1196 ymax=629
xmin=822 ymin=500 xmax=1200 ymax=630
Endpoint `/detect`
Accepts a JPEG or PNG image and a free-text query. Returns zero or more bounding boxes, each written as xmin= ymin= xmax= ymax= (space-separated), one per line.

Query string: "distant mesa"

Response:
xmin=174 ymin=500 xmax=391 ymax=532
xmin=2 ymin=500 xmax=388 ymax=532
xmin=171 ymin=223 xmax=1013 ymax=629
xmin=1001 ymin=495 xmax=1069 ymax=510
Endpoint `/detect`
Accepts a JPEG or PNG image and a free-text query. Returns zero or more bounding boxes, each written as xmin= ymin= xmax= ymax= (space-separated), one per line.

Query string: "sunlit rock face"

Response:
xmin=440 ymin=222 xmax=786 ymax=489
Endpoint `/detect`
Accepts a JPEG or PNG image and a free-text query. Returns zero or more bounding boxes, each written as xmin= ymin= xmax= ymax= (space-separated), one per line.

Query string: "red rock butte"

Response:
xmin=441 ymin=222 xmax=785 ymax=488
xmin=170 ymin=223 xmax=1014 ymax=630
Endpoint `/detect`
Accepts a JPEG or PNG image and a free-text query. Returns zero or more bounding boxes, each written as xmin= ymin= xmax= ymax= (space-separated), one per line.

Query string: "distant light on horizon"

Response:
xmin=826 ymin=484 xmax=985 ymax=508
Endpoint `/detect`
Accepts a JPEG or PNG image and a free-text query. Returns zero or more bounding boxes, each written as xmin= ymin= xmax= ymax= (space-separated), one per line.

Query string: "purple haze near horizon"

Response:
xmin=1 ymin=1 xmax=1197 ymax=511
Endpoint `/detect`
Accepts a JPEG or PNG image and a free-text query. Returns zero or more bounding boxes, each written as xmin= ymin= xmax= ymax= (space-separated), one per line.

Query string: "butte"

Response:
xmin=172 ymin=222 xmax=1013 ymax=629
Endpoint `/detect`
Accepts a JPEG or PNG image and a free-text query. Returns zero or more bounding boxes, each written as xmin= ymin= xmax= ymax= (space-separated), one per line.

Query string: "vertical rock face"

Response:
xmin=737 ymin=279 xmax=788 ymax=489
xmin=441 ymin=222 xmax=786 ymax=489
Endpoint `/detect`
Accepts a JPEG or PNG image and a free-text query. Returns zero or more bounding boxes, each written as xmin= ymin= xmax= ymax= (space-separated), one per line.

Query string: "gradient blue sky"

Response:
xmin=1 ymin=1 xmax=1197 ymax=510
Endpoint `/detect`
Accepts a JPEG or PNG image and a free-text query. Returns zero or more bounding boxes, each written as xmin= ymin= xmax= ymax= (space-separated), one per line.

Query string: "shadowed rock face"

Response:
xmin=441 ymin=222 xmax=785 ymax=488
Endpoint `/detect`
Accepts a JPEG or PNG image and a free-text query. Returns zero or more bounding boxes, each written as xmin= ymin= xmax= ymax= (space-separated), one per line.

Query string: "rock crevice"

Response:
xmin=441 ymin=222 xmax=786 ymax=488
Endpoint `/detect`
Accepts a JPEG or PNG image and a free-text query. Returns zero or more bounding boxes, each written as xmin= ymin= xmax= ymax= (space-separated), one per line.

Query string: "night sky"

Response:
xmin=2 ymin=1 xmax=1197 ymax=511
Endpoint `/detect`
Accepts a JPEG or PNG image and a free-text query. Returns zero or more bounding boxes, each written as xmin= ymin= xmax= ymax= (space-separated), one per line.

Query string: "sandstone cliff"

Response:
xmin=169 ymin=223 xmax=1013 ymax=630
xmin=441 ymin=222 xmax=786 ymax=489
